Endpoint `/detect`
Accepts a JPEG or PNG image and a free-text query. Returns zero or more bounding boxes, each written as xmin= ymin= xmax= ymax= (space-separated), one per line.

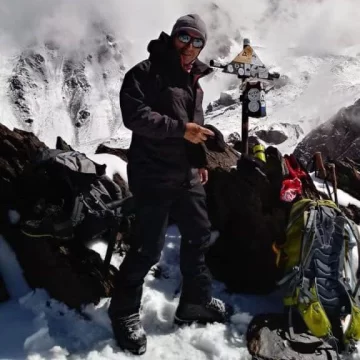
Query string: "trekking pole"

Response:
xmin=314 ymin=152 xmax=327 ymax=179
xmin=241 ymin=86 xmax=249 ymax=154
xmin=103 ymin=227 xmax=122 ymax=277
xmin=314 ymin=152 xmax=332 ymax=200
xmin=328 ymin=163 xmax=339 ymax=206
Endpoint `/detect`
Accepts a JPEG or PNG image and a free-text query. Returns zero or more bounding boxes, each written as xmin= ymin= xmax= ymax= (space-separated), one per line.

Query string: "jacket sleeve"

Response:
xmin=120 ymin=62 xmax=186 ymax=139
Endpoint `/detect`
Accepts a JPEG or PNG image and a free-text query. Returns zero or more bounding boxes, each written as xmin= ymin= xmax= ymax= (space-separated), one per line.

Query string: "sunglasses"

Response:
xmin=177 ymin=33 xmax=204 ymax=49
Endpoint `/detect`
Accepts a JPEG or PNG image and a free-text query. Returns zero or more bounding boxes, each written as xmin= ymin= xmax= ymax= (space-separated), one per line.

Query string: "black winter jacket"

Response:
xmin=120 ymin=32 xmax=213 ymax=192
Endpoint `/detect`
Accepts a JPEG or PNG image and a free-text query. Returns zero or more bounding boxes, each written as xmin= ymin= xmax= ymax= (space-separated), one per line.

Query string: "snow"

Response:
xmin=0 ymin=223 xmax=283 ymax=360
xmin=87 ymin=153 xmax=128 ymax=184
xmin=2 ymin=0 xmax=360 ymax=358
xmin=311 ymin=173 xmax=360 ymax=208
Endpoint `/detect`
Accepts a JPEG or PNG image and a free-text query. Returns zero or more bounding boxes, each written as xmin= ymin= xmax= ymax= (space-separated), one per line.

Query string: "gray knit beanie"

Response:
xmin=171 ymin=14 xmax=207 ymax=44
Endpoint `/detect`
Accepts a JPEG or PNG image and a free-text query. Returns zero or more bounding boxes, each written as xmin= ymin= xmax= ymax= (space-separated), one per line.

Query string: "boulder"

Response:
xmin=247 ymin=313 xmax=339 ymax=360
xmin=206 ymin=91 xmax=238 ymax=114
xmin=5 ymin=225 xmax=117 ymax=309
xmin=255 ymin=128 xmax=288 ymax=145
xmin=226 ymin=132 xmax=241 ymax=145
xmin=253 ymin=123 xmax=303 ymax=146
xmin=205 ymin=143 xmax=239 ymax=170
xmin=230 ymin=135 xmax=260 ymax=154
xmin=205 ymin=148 xmax=290 ymax=294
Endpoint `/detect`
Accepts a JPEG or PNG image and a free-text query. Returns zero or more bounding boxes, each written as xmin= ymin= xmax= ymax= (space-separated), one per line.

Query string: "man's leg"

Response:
xmin=171 ymin=184 xmax=212 ymax=303
xmin=108 ymin=190 xmax=171 ymax=354
xmin=171 ymin=184 xmax=230 ymax=324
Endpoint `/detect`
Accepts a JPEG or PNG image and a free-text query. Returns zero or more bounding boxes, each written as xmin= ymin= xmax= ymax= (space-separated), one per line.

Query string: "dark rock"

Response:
xmin=63 ymin=60 xmax=90 ymax=128
xmin=232 ymin=135 xmax=260 ymax=154
xmin=205 ymin=144 xmax=239 ymax=171
xmin=218 ymin=92 xmax=236 ymax=107
xmin=247 ymin=313 xmax=339 ymax=360
xmin=333 ymin=158 xmax=360 ymax=201
xmin=9 ymin=76 xmax=23 ymax=91
xmin=341 ymin=204 xmax=360 ymax=224
xmin=255 ymin=129 xmax=288 ymax=145
xmin=0 ymin=125 xmax=123 ymax=309
xmin=227 ymin=132 xmax=241 ymax=145
xmin=56 ymin=136 xmax=75 ymax=151
xmin=294 ymin=99 xmax=360 ymax=164
xmin=205 ymin=148 xmax=289 ymax=294
xmin=9 ymin=52 xmax=48 ymax=122
xmin=4 ymin=226 xmax=116 ymax=309
xmin=206 ymin=92 xmax=238 ymax=114
xmin=0 ymin=123 xmax=47 ymax=215
xmin=254 ymin=123 xmax=303 ymax=145
xmin=78 ymin=110 xmax=90 ymax=120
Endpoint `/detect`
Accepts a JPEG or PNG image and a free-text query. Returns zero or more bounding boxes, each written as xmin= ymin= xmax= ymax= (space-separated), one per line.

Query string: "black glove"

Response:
xmin=204 ymin=124 xmax=226 ymax=152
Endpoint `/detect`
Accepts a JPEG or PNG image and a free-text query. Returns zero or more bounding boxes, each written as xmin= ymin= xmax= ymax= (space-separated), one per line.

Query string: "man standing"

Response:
xmin=109 ymin=14 xmax=229 ymax=355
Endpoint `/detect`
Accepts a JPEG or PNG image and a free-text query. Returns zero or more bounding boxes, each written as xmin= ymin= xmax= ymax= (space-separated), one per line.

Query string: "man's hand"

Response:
xmin=198 ymin=168 xmax=208 ymax=185
xmin=184 ymin=123 xmax=214 ymax=144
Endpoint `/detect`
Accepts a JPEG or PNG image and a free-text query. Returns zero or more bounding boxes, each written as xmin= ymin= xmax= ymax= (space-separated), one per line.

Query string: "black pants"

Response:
xmin=109 ymin=184 xmax=212 ymax=318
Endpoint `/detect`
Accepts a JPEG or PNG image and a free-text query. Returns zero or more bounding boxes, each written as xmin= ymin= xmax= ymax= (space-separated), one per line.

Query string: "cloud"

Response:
xmin=1 ymin=0 xmax=359 ymax=104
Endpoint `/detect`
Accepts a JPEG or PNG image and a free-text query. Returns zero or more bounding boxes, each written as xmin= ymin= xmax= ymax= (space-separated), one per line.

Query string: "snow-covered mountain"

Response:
xmin=2 ymin=0 xmax=360 ymax=359
xmin=2 ymin=0 xmax=360 ymax=152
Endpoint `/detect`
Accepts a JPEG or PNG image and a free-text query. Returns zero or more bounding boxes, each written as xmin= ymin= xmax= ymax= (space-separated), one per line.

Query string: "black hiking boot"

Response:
xmin=111 ymin=313 xmax=147 ymax=355
xmin=174 ymin=297 xmax=232 ymax=325
xmin=20 ymin=204 xmax=73 ymax=241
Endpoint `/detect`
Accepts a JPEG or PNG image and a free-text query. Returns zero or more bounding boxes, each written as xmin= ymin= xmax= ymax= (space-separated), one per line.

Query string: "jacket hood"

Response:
xmin=147 ymin=32 xmax=212 ymax=76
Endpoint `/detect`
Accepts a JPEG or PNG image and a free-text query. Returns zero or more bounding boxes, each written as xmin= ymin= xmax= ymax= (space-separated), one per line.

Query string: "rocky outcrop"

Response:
xmin=5 ymin=225 xmax=117 ymax=309
xmin=205 ymin=150 xmax=290 ymax=294
xmin=0 ymin=123 xmax=47 ymax=220
xmin=294 ymin=99 xmax=360 ymax=164
xmin=206 ymin=92 xmax=238 ymax=114
xmin=0 ymin=125 xmax=131 ymax=309
xmin=334 ymin=157 xmax=360 ymax=201
xmin=8 ymin=30 xmax=125 ymax=146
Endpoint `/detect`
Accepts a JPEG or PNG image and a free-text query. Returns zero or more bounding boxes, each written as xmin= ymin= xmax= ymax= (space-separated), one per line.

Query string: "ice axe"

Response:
xmin=210 ymin=38 xmax=280 ymax=154
xmin=102 ymin=195 xmax=135 ymax=277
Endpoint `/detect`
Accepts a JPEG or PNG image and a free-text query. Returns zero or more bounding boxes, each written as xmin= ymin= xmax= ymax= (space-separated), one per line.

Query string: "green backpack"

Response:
xmin=273 ymin=199 xmax=360 ymax=352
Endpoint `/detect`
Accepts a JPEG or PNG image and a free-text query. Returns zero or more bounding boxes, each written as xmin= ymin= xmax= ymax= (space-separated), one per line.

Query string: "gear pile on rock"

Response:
xmin=2 ymin=108 xmax=360 ymax=359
